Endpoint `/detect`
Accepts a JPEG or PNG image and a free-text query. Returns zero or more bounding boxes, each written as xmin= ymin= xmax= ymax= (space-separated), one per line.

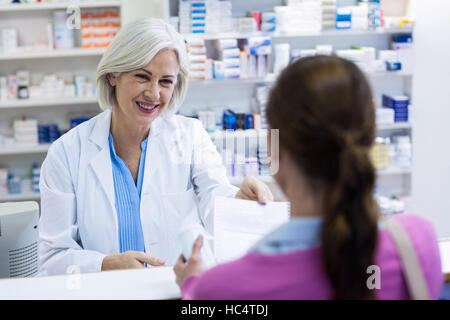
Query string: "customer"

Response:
xmin=174 ymin=55 xmax=443 ymax=299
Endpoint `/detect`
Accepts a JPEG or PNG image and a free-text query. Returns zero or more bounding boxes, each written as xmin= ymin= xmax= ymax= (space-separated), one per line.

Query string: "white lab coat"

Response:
xmin=38 ymin=109 xmax=238 ymax=276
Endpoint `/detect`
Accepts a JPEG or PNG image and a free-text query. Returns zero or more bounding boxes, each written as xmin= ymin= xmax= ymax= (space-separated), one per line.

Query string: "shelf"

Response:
xmin=0 ymin=97 xmax=98 ymax=109
xmin=230 ymin=168 xmax=411 ymax=186
xmin=182 ymin=27 xmax=413 ymax=41
xmin=367 ymin=71 xmax=413 ymax=78
xmin=190 ymin=74 xmax=276 ymax=86
xmin=0 ymin=48 xmax=105 ymax=61
xmin=0 ymin=144 xmax=51 ymax=156
xmin=377 ymin=167 xmax=412 ymax=176
xmin=0 ymin=192 xmax=40 ymax=202
xmin=0 ymin=1 xmax=121 ymax=12
xmin=189 ymin=71 xmax=408 ymax=86
xmin=376 ymin=122 xmax=412 ymax=131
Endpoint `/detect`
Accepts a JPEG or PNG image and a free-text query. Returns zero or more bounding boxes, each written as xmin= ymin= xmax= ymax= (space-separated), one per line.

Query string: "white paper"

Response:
xmin=213 ymin=196 xmax=290 ymax=263
xmin=439 ymin=239 xmax=450 ymax=274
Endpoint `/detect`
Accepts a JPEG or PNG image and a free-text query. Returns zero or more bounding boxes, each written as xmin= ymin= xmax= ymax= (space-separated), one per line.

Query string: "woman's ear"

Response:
xmin=107 ymin=73 xmax=117 ymax=87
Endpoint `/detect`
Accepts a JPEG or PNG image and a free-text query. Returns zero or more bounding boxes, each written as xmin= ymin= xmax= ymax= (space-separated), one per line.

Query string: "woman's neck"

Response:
xmin=285 ymin=181 xmax=323 ymax=219
xmin=110 ymin=109 xmax=149 ymax=147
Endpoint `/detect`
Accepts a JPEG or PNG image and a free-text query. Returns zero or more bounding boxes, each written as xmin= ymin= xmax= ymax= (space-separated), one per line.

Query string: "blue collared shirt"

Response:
xmin=250 ymin=217 xmax=323 ymax=255
xmin=109 ymin=133 xmax=147 ymax=253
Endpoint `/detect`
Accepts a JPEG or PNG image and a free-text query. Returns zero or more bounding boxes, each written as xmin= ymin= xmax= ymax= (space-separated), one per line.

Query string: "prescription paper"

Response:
xmin=213 ymin=196 xmax=290 ymax=263
xmin=439 ymin=239 xmax=450 ymax=275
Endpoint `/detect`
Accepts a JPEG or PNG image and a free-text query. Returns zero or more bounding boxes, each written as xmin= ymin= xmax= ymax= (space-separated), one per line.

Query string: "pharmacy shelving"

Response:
xmin=377 ymin=167 xmax=412 ymax=176
xmin=0 ymin=192 xmax=40 ymax=202
xmin=0 ymin=1 xmax=122 ymax=204
xmin=0 ymin=0 xmax=121 ymax=12
xmin=181 ymin=27 xmax=414 ymax=41
xmin=377 ymin=122 xmax=412 ymax=131
xmin=0 ymin=96 xmax=98 ymax=109
xmin=190 ymin=74 xmax=277 ymax=86
xmin=0 ymin=165 xmax=412 ymax=202
xmin=229 ymin=167 xmax=412 ymax=187
xmin=0 ymin=48 xmax=106 ymax=61
xmin=0 ymin=143 xmax=51 ymax=156
xmin=0 ymin=121 xmax=412 ymax=156
xmin=189 ymin=70 xmax=410 ymax=86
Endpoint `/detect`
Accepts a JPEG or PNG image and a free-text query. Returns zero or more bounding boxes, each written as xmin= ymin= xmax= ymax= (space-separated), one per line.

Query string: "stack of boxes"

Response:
xmin=392 ymin=34 xmax=413 ymax=73
xmin=180 ymin=0 xmax=233 ymax=34
xmin=335 ymin=2 xmax=381 ymax=31
xmin=382 ymin=94 xmax=409 ymax=123
xmin=205 ymin=0 xmax=233 ymax=34
xmin=7 ymin=173 xmax=21 ymax=195
xmin=248 ymin=37 xmax=271 ymax=78
xmin=321 ymin=0 xmax=337 ymax=30
xmin=13 ymin=118 xmax=38 ymax=145
xmin=32 ymin=163 xmax=40 ymax=194
xmin=80 ymin=8 xmax=120 ymax=49
xmin=213 ymin=39 xmax=241 ymax=79
xmin=350 ymin=4 xmax=369 ymax=30
xmin=38 ymin=124 xmax=60 ymax=144
xmin=187 ymin=38 xmax=208 ymax=81
xmin=179 ymin=0 xmax=192 ymax=33
xmin=285 ymin=0 xmax=323 ymax=33
xmin=190 ymin=0 xmax=206 ymax=34
xmin=0 ymin=168 xmax=7 ymax=196
xmin=371 ymin=137 xmax=389 ymax=170
xmin=335 ymin=7 xmax=352 ymax=30
xmin=367 ymin=1 xmax=381 ymax=30
xmin=261 ymin=12 xmax=277 ymax=33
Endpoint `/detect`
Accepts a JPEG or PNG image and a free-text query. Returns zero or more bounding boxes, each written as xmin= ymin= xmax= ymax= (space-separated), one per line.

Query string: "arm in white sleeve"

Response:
xmin=38 ymin=142 xmax=106 ymax=276
xmin=190 ymin=121 xmax=239 ymax=236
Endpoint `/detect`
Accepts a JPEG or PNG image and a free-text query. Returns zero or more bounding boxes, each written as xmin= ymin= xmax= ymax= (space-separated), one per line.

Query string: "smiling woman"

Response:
xmin=37 ymin=18 xmax=273 ymax=276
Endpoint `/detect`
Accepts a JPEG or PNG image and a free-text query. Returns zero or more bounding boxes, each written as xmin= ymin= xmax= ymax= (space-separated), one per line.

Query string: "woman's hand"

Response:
xmin=235 ymin=176 xmax=274 ymax=204
xmin=101 ymin=251 xmax=165 ymax=271
xmin=173 ymin=235 xmax=203 ymax=287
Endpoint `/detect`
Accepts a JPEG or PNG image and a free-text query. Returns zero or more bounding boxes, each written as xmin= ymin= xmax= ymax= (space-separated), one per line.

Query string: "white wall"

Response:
xmin=411 ymin=0 xmax=450 ymax=238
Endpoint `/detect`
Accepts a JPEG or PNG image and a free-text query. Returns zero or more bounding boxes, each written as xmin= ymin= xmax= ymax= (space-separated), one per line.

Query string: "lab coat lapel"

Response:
xmin=141 ymin=116 xmax=164 ymax=195
xmin=88 ymin=110 xmax=116 ymax=212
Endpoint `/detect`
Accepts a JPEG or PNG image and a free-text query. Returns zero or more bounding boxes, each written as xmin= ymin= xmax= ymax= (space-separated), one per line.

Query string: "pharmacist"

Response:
xmin=38 ymin=18 xmax=273 ymax=276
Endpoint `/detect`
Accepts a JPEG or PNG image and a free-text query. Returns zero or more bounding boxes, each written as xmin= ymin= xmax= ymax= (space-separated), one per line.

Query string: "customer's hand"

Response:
xmin=101 ymin=251 xmax=165 ymax=271
xmin=173 ymin=235 xmax=203 ymax=287
xmin=235 ymin=176 xmax=274 ymax=204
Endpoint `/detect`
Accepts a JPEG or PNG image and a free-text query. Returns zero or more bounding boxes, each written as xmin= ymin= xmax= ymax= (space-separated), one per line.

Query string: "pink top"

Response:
xmin=181 ymin=214 xmax=443 ymax=299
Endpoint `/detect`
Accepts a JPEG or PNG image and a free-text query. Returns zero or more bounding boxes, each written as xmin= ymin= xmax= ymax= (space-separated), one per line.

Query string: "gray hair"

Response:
xmin=96 ymin=18 xmax=189 ymax=115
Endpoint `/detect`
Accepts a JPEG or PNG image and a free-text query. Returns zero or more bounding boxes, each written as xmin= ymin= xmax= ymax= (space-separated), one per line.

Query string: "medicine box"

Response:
xmin=382 ymin=94 xmax=409 ymax=122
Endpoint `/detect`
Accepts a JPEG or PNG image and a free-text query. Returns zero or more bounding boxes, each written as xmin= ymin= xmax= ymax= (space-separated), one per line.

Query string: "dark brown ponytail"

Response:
xmin=266 ymin=55 xmax=380 ymax=299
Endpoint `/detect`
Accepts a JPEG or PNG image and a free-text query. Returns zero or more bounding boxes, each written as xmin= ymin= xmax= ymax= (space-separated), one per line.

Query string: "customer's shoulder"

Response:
xmin=390 ymin=213 xmax=436 ymax=236
xmin=381 ymin=213 xmax=440 ymax=256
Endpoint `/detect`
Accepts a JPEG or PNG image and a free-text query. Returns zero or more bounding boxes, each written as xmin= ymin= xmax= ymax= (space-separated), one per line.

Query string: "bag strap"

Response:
xmin=384 ymin=218 xmax=431 ymax=300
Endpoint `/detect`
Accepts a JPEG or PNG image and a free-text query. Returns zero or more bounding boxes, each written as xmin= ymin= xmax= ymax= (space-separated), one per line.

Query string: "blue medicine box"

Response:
xmin=382 ymin=94 xmax=409 ymax=122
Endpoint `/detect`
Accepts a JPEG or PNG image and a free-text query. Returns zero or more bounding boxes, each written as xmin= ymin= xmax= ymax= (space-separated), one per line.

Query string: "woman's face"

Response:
xmin=108 ymin=48 xmax=179 ymax=129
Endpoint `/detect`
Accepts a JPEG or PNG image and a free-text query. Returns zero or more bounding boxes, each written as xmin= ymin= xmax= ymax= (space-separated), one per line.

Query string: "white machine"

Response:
xmin=0 ymin=201 xmax=39 ymax=278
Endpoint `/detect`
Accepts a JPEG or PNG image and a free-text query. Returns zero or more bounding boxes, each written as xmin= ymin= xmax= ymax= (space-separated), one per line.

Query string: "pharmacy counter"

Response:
xmin=0 ymin=266 xmax=180 ymax=300
xmin=1 ymin=241 xmax=449 ymax=299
